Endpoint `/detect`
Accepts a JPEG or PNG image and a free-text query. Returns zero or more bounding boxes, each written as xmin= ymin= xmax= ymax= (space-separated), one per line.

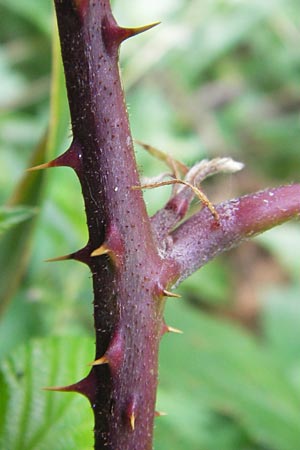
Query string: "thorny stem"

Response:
xmin=40 ymin=1 xmax=300 ymax=449
xmin=53 ymin=1 xmax=176 ymax=449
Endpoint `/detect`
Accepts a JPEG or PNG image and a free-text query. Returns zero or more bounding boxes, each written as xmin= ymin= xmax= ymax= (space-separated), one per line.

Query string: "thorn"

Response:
xmin=91 ymin=224 xmax=124 ymax=266
xmin=166 ymin=325 xmax=183 ymax=334
xmin=89 ymin=328 xmax=125 ymax=371
xmin=43 ymin=371 xmax=97 ymax=404
xmin=130 ymin=412 xmax=135 ymax=431
xmin=120 ymin=22 xmax=160 ymax=41
xmin=88 ymin=355 xmax=109 ymax=366
xmin=27 ymin=141 xmax=82 ymax=173
xmin=163 ymin=289 xmax=182 ymax=299
xmin=43 ymin=384 xmax=74 ymax=392
xmin=102 ymin=18 xmax=160 ymax=54
xmin=44 ymin=245 xmax=91 ymax=265
xmin=27 ymin=161 xmax=53 ymax=172
xmin=90 ymin=245 xmax=111 ymax=258
xmin=155 ymin=411 xmax=167 ymax=417
xmin=161 ymin=320 xmax=183 ymax=336
xmin=44 ymin=254 xmax=73 ymax=263
xmin=125 ymin=397 xmax=138 ymax=431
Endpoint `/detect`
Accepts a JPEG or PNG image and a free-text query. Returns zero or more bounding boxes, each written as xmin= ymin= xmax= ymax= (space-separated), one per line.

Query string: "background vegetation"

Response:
xmin=0 ymin=0 xmax=300 ymax=448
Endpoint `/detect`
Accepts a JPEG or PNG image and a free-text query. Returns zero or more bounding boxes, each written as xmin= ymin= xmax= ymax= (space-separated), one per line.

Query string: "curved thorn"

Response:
xmin=88 ymin=355 xmax=109 ymax=366
xmin=91 ymin=245 xmax=111 ymax=257
xmin=125 ymin=397 xmax=138 ymax=431
xmin=130 ymin=413 xmax=135 ymax=431
xmin=121 ymin=22 xmax=161 ymax=41
xmin=163 ymin=289 xmax=182 ymax=299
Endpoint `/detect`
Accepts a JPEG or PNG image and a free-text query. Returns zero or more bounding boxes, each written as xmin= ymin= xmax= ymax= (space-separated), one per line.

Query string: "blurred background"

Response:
xmin=0 ymin=0 xmax=300 ymax=449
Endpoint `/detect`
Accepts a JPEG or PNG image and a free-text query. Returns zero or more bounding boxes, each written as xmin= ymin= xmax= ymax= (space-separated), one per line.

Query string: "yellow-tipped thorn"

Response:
xmin=155 ymin=411 xmax=167 ymax=417
xmin=27 ymin=161 xmax=52 ymax=172
xmin=126 ymin=21 xmax=161 ymax=38
xmin=88 ymin=355 xmax=109 ymax=366
xmin=43 ymin=385 xmax=70 ymax=392
xmin=167 ymin=326 xmax=183 ymax=334
xmin=163 ymin=289 xmax=182 ymax=299
xmin=130 ymin=413 xmax=135 ymax=431
xmin=44 ymin=254 xmax=72 ymax=263
xmin=91 ymin=245 xmax=111 ymax=257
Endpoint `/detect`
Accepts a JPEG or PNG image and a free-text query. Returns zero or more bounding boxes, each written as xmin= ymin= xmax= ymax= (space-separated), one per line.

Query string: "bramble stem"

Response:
xmin=169 ymin=184 xmax=300 ymax=283
xmin=52 ymin=2 xmax=300 ymax=449
xmin=53 ymin=1 xmax=176 ymax=448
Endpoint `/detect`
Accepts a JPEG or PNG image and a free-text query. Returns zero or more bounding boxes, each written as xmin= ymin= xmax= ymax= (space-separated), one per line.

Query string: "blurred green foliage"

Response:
xmin=0 ymin=0 xmax=300 ymax=449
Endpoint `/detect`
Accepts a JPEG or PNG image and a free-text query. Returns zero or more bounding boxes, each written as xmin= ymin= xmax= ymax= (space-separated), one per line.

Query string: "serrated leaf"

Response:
xmin=0 ymin=336 xmax=94 ymax=450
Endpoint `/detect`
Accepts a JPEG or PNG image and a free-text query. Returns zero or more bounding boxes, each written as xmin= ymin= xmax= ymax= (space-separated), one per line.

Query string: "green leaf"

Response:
xmin=255 ymin=223 xmax=300 ymax=280
xmin=0 ymin=336 xmax=94 ymax=450
xmin=158 ymin=301 xmax=300 ymax=450
xmin=0 ymin=0 xmax=52 ymax=35
xmin=179 ymin=258 xmax=231 ymax=307
xmin=0 ymin=21 xmax=69 ymax=316
xmin=155 ymin=389 xmax=253 ymax=450
xmin=0 ymin=134 xmax=49 ymax=315
xmin=261 ymin=286 xmax=300 ymax=382
xmin=0 ymin=206 xmax=36 ymax=235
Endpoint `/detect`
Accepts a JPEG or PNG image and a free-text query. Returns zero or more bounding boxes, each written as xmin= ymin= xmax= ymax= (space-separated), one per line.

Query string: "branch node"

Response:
xmin=133 ymin=178 xmax=219 ymax=221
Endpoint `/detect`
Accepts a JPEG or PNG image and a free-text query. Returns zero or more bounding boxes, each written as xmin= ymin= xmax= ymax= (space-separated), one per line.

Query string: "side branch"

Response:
xmin=168 ymin=184 xmax=300 ymax=283
xmin=150 ymin=157 xmax=243 ymax=242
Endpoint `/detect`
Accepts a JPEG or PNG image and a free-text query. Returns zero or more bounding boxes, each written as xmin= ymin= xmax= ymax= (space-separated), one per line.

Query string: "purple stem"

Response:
xmin=53 ymin=1 xmax=176 ymax=449
xmin=49 ymin=1 xmax=300 ymax=449
xmin=169 ymin=184 xmax=300 ymax=283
